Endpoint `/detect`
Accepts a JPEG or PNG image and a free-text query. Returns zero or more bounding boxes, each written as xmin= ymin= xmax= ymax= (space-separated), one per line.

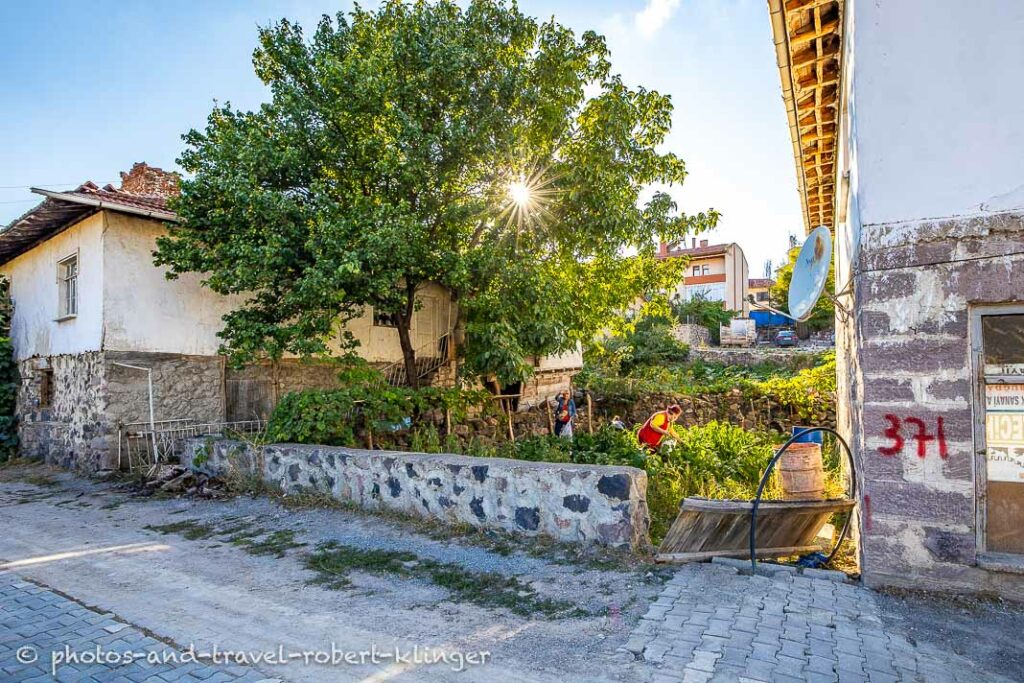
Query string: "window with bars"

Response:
xmin=57 ymin=254 xmax=78 ymax=319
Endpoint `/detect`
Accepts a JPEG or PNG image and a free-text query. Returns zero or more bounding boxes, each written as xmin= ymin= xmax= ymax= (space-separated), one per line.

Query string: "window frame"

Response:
xmin=372 ymin=308 xmax=400 ymax=328
xmin=971 ymin=303 xmax=1024 ymax=562
xmin=39 ymin=368 xmax=54 ymax=409
xmin=56 ymin=251 xmax=79 ymax=321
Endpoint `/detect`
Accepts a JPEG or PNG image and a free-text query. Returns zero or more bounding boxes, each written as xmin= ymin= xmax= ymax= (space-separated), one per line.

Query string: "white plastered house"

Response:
xmin=0 ymin=163 xmax=580 ymax=471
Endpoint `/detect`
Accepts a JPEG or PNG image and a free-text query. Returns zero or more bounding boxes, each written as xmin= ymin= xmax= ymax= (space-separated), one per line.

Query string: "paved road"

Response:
xmin=1 ymin=467 xmax=1021 ymax=682
xmin=1 ymin=578 xmax=271 ymax=683
xmin=624 ymin=562 xmax=1015 ymax=683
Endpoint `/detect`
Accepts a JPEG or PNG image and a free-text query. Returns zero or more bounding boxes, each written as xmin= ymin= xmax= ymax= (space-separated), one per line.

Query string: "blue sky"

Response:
xmin=0 ymin=0 xmax=801 ymax=272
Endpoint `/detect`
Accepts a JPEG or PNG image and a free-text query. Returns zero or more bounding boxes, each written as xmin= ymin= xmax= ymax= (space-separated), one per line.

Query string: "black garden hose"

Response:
xmin=749 ymin=426 xmax=857 ymax=574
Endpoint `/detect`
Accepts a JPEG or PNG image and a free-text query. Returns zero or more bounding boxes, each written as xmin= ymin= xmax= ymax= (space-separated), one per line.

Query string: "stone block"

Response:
xmin=861 ymin=479 xmax=972 ymax=526
xmin=802 ymin=568 xmax=847 ymax=583
xmin=860 ymin=337 xmax=967 ymax=376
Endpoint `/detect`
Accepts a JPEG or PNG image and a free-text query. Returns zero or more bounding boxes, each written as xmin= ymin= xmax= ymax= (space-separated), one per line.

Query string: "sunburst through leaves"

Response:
xmin=496 ymin=163 xmax=561 ymax=236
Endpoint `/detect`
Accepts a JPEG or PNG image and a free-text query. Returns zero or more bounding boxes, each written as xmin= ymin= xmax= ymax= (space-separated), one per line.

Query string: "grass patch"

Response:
xmin=23 ymin=473 xmax=60 ymax=487
xmin=145 ymin=519 xmax=217 ymax=541
xmin=305 ymin=541 xmax=583 ymax=618
xmin=234 ymin=530 xmax=306 ymax=558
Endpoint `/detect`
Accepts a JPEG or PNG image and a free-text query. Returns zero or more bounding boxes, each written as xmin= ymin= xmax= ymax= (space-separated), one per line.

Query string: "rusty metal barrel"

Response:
xmin=777 ymin=442 xmax=825 ymax=500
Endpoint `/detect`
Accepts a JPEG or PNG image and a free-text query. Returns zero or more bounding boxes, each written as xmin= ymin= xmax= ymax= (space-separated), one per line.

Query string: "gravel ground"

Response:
xmin=0 ymin=462 xmax=663 ymax=682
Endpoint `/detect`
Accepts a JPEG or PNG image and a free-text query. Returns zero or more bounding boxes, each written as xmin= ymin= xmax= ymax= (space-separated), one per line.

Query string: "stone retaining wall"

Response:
xmin=185 ymin=439 xmax=650 ymax=549
xmin=690 ymin=347 xmax=826 ymax=369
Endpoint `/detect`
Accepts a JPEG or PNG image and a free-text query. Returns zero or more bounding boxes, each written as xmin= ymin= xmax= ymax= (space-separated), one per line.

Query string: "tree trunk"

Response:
xmin=396 ymin=283 xmax=419 ymax=389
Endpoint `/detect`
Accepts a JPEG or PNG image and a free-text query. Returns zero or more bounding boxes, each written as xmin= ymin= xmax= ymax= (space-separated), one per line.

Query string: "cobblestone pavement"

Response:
xmin=624 ymin=561 xmax=1016 ymax=683
xmin=0 ymin=576 xmax=273 ymax=683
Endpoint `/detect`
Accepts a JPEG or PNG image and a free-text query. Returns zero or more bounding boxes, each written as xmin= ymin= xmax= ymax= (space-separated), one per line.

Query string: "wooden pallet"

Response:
xmin=656 ymin=496 xmax=855 ymax=563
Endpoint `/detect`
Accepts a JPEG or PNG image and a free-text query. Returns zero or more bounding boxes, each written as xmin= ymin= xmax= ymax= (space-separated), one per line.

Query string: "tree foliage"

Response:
xmin=0 ymin=277 xmax=17 ymax=462
xmin=154 ymin=0 xmax=717 ymax=385
xmin=671 ymin=291 xmax=734 ymax=344
xmin=770 ymin=243 xmax=835 ymax=331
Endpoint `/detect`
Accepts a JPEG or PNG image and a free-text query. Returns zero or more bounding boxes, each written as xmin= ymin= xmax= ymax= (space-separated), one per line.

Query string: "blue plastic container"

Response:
xmin=791 ymin=426 xmax=824 ymax=444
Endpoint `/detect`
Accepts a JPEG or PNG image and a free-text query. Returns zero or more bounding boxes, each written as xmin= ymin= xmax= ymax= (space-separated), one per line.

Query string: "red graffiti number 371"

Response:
xmin=879 ymin=414 xmax=948 ymax=459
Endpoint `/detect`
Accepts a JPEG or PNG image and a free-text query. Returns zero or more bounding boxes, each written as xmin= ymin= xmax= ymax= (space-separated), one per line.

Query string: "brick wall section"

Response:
xmin=843 ymin=209 xmax=1024 ymax=596
xmin=118 ymin=162 xmax=180 ymax=197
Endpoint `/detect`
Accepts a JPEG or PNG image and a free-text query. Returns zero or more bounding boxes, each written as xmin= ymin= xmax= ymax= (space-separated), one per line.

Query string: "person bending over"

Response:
xmin=637 ymin=404 xmax=683 ymax=451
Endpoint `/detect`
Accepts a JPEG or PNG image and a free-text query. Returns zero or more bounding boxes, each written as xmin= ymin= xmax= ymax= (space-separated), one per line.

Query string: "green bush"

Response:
xmin=461 ymin=423 xmax=781 ymax=543
xmin=0 ymin=278 xmax=16 ymax=462
xmin=594 ymin=315 xmax=690 ymax=375
xmin=267 ymin=358 xmax=492 ymax=447
xmin=750 ymin=351 xmax=836 ymax=423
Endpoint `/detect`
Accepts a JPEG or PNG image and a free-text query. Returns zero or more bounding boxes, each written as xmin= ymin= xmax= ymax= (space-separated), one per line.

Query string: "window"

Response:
xmin=57 ymin=253 xmax=78 ymax=319
xmin=979 ymin=311 xmax=1024 ymax=554
xmin=691 ymin=266 xmax=700 ymax=277
xmin=39 ymin=369 xmax=54 ymax=409
xmin=756 ymin=291 xmax=769 ymax=302
xmin=373 ymin=309 xmax=400 ymax=328
xmin=701 ymin=265 xmax=710 ymax=276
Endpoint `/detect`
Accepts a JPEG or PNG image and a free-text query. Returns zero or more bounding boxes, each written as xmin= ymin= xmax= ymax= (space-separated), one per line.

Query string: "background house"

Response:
xmin=658 ymin=237 xmax=750 ymax=316
xmin=769 ymin=0 xmax=1024 ymax=596
xmin=0 ymin=163 xmax=580 ymax=471
xmin=747 ymin=278 xmax=774 ymax=305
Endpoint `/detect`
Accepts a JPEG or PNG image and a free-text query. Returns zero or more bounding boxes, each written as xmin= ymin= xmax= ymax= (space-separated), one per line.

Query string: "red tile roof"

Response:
xmin=68 ymin=181 xmax=173 ymax=214
xmin=0 ymin=178 xmax=179 ymax=265
xmin=658 ymin=243 xmax=729 ymax=259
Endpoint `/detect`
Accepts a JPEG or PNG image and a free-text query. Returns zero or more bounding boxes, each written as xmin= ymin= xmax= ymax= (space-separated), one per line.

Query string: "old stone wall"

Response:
xmin=185 ymin=439 xmax=650 ymax=549
xmin=17 ymin=353 xmax=109 ymax=471
xmin=105 ymin=351 xmax=226 ymax=428
xmin=690 ymin=347 xmax=825 ymax=369
xmin=671 ymin=324 xmax=710 ymax=348
xmin=847 ymin=209 xmax=1024 ymax=598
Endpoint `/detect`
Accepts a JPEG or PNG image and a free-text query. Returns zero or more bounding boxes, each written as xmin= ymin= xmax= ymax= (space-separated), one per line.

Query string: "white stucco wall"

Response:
xmin=345 ymin=282 xmax=455 ymax=363
xmin=102 ymin=213 xmax=245 ymax=356
xmin=6 ymin=210 xmax=566 ymax=370
xmin=852 ymin=0 xmax=1024 ymax=227
xmin=103 ymin=215 xmax=456 ymax=362
xmin=1 ymin=212 xmax=104 ymax=361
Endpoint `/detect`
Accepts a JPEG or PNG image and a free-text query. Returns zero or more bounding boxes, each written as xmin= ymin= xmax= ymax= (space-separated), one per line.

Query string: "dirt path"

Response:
xmin=0 ymin=465 xmax=659 ymax=682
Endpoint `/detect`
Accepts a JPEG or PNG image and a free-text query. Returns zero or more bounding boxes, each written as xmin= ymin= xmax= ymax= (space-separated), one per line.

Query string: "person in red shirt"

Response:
xmin=637 ymin=404 xmax=683 ymax=451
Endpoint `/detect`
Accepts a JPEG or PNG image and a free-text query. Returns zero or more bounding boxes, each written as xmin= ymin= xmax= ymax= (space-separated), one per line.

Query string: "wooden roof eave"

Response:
xmin=767 ymin=0 xmax=845 ymax=235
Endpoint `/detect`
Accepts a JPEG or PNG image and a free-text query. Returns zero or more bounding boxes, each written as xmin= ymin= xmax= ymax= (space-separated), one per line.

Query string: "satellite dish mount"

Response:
xmin=748 ymin=226 xmax=851 ymax=324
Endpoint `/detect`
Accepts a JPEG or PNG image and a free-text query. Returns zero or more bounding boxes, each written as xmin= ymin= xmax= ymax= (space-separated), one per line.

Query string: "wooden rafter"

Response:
xmin=769 ymin=0 xmax=844 ymax=234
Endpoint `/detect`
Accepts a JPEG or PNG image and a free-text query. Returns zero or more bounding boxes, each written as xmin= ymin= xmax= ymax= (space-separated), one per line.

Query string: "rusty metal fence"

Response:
xmin=117 ymin=418 xmax=265 ymax=473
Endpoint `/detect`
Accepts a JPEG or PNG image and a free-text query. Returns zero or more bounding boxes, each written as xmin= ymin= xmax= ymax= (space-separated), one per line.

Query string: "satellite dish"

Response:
xmin=788 ymin=226 xmax=832 ymax=321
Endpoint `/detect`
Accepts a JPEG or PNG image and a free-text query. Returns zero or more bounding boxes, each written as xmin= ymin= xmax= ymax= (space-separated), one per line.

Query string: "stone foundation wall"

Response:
xmin=105 ymin=351 xmax=226 ymax=428
xmin=845 ymin=209 xmax=1024 ymax=598
xmin=185 ymin=439 xmax=650 ymax=549
xmin=17 ymin=353 xmax=109 ymax=471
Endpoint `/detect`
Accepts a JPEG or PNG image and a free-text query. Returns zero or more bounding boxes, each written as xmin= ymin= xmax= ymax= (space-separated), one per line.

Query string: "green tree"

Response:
xmin=770 ymin=243 xmax=835 ymax=331
xmin=671 ymin=290 xmax=734 ymax=344
xmin=154 ymin=0 xmax=717 ymax=385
